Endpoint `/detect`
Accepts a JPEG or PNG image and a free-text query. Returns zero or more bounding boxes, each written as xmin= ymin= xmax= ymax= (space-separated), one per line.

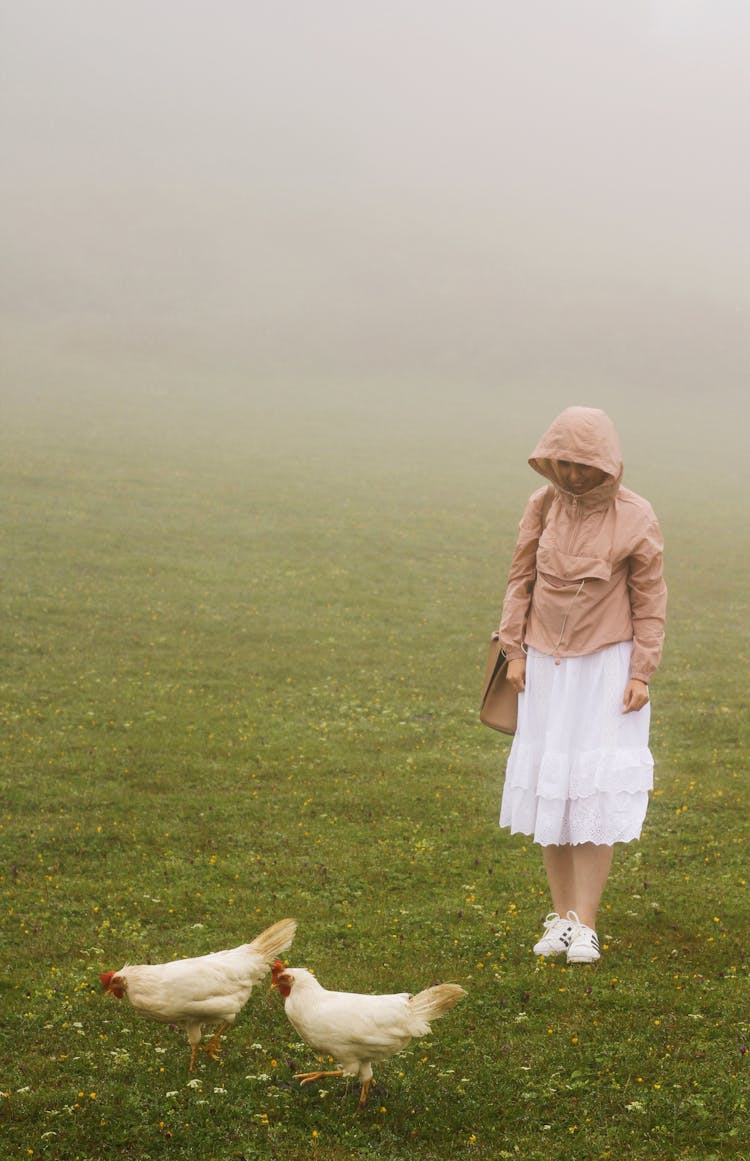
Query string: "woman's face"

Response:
xmin=554 ymin=460 xmax=608 ymax=495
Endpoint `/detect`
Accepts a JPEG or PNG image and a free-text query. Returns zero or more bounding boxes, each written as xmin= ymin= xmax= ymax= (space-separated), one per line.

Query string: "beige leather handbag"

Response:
xmin=479 ymin=633 xmax=517 ymax=735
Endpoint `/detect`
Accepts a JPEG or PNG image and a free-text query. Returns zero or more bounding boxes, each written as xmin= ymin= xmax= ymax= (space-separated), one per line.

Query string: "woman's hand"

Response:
xmin=623 ymin=679 xmax=649 ymax=713
xmin=506 ymin=657 xmax=527 ymax=693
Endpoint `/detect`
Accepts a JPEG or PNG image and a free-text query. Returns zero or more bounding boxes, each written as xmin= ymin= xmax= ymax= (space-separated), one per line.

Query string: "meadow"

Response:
xmin=1 ymin=378 xmax=747 ymax=1160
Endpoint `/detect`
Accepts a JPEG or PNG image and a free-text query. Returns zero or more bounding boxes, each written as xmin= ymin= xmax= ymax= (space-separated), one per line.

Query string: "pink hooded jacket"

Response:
xmin=498 ymin=407 xmax=667 ymax=683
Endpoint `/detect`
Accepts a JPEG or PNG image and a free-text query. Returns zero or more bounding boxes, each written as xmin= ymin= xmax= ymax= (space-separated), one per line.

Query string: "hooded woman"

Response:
xmin=497 ymin=406 xmax=667 ymax=964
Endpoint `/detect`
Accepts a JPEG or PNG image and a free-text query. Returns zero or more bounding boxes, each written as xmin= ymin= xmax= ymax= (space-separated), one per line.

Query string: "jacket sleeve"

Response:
xmin=498 ymin=490 xmax=548 ymax=661
xmin=627 ymin=516 xmax=667 ymax=683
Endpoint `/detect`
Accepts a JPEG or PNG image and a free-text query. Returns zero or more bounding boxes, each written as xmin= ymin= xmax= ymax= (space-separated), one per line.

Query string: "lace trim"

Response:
xmin=500 ymin=787 xmax=650 ymax=846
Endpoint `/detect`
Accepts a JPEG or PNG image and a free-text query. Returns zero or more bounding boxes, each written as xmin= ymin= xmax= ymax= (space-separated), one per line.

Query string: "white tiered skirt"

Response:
xmin=499 ymin=642 xmax=653 ymax=846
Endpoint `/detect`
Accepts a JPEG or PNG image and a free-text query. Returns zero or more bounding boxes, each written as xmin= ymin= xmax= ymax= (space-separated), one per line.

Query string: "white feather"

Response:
xmin=107 ymin=918 xmax=296 ymax=1055
xmin=279 ymin=967 xmax=466 ymax=1083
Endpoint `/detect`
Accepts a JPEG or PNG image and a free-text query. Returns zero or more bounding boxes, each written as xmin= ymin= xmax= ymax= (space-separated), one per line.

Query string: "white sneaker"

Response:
xmin=566 ymin=913 xmax=601 ymax=964
xmin=532 ymin=912 xmax=578 ymax=956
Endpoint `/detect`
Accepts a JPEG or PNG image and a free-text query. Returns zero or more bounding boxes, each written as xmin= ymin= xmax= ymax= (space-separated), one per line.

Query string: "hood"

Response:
xmin=529 ymin=406 xmax=623 ymax=500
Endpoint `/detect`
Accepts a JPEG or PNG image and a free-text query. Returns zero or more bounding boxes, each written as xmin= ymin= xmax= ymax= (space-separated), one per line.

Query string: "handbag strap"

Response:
xmin=495 ymin=484 xmax=555 ymax=634
xmin=481 ymin=640 xmax=509 ymax=709
xmin=540 ymin=483 xmax=555 ymax=527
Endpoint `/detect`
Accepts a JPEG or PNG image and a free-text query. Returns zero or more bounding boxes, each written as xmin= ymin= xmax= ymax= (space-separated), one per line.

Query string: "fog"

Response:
xmin=2 ymin=1 xmax=750 ymax=480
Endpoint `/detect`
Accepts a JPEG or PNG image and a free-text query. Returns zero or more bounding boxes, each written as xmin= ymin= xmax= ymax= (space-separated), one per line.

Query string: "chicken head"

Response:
xmin=270 ymin=959 xmax=291 ymax=995
xmin=99 ymin=971 xmax=126 ymax=999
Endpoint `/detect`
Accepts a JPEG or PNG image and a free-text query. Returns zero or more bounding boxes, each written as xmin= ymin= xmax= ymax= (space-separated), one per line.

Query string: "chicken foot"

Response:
xmin=294 ymin=1069 xmax=345 ymax=1085
xmin=204 ymin=1022 xmax=231 ymax=1061
xmin=294 ymin=1069 xmax=376 ymax=1108
xmin=186 ymin=1022 xmax=231 ymax=1070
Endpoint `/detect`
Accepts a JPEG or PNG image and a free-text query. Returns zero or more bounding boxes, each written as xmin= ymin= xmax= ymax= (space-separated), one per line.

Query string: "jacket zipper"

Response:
xmin=566 ymin=495 xmax=581 ymax=555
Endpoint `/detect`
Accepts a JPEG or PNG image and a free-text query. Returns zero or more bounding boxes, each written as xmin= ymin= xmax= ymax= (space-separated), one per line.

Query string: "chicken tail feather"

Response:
xmin=408 ymin=982 xmax=467 ymax=1029
xmin=249 ymin=918 xmax=297 ymax=964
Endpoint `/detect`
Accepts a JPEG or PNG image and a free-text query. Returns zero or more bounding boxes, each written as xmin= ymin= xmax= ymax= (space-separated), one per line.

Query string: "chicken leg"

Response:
xmin=358 ymin=1077 xmax=374 ymax=1107
xmin=186 ymin=1022 xmax=203 ymax=1072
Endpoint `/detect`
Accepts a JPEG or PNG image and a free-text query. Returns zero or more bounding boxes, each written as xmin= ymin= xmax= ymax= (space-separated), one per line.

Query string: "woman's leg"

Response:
xmin=542 ymin=844 xmax=576 ymax=917
xmin=543 ymin=843 xmax=613 ymax=929
xmin=570 ymin=843 xmax=613 ymax=928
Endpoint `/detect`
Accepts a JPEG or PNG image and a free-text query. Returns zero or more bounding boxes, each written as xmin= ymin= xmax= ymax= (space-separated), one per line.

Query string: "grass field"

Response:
xmin=1 ymin=378 xmax=748 ymax=1160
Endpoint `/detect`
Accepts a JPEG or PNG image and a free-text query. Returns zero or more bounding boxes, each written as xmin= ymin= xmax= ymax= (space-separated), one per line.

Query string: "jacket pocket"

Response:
xmin=537 ymin=542 xmax=613 ymax=584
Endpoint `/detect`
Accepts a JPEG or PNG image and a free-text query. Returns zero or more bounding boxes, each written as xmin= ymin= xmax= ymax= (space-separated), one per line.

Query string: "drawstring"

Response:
xmin=551 ymin=579 xmax=585 ymax=664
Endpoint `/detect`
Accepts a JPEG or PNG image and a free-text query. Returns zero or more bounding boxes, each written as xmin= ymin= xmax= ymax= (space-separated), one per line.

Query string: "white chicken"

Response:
xmin=271 ymin=961 xmax=466 ymax=1106
xmin=100 ymin=917 xmax=296 ymax=1070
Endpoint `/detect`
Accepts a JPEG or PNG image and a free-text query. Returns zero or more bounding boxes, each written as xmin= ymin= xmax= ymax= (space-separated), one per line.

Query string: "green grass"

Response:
xmin=1 ymin=381 xmax=748 ymax=1160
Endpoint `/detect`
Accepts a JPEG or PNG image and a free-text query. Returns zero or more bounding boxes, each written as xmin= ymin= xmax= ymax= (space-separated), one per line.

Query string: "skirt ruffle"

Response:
xmin=499 ymin=642 xmax=653 ymax=846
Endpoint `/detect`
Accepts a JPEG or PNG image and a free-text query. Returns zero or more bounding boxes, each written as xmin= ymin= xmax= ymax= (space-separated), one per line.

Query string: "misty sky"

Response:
xmin=2 ymin=0 xmax=750 ymax=411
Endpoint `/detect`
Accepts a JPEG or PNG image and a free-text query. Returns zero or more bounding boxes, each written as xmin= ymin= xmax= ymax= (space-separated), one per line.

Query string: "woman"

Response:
xmin=498 ymin=406 xmax=667 ymax=964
